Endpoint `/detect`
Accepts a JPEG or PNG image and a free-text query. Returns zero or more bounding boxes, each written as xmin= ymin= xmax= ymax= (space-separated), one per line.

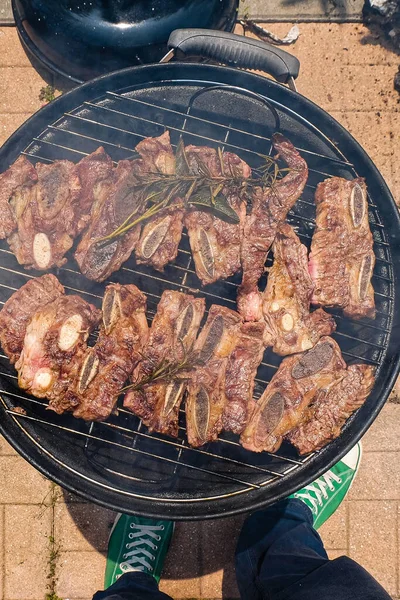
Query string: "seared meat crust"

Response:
xmin=262 ymin=223 xmax=336 ymax=355
xmin=309 ymin=177 xmax=376 ymax=319
xmin=0 ymin=156 xmax=37 ymax=239
xmin=0 ymin=274 xmax=64 ymax=364
xmin=238 ymin=134 xmax=308 ymax=321
xmin=124 ymin=290 xmax=205 ymax=437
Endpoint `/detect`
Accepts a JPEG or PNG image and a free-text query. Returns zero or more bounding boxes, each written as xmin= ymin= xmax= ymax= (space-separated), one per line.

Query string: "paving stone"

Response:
xmin=56 ymin=551 xmax=106 ymax=599
xmin=0 ymin=67 xmax=48 ymax=114
xmin=340 ymin=24 xmax=399 ymax=66
xmin=54 ymin=502 xmax=115 ymax=554
xmin=4 ymin=504 xmax=52 ymax=600
xmin=161 ymin=522 xmax=202 ymax=599
xmin=240 ymin=0 xmax=364 ymax=21
xmin=199 ymin=515 xmax=245 ymax=599
xmin=349 ymin=501 xmax=397 ymax=596
xmin=0 ymin=434 xmax=16 ymax=455
xmin=0 ymin=456 xmax=51 ymax=504
xmin=348 ymin=452 xmax=400 ymax=500
xmin=318 ymin=501 xmax=348 ymax=551
xmin=0 ymin=29 xmax=31 ymax=66
xmin=0 ymin=113 xmax=31 ymax=147
xmin=362 ymin=404 xmax=400 ymax=452
xmin=344 ymin=111 xmax=394 ymax=159
xmin=341 ymin=65 xmax=400 ymax=112
xmin=0 ymin=506 xmax=3 ymax=600
xmin=0 ymin=0 xmax=12 ymax=25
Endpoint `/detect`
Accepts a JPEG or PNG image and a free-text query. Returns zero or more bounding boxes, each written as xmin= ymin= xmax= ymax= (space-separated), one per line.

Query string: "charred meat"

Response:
xmin=184 ymin=146 xmax=250 ymax=285
xmin=186 ymin=305 xmax=242 ymax=447
xmin=0 ymin=274 xmax=64 ymax=364
xmin=238 ymin=134 xmax=308 ymax=321
xmin=240 ymin=337 xmax=347 ymax=453
xmin=15 ymin=295 xmax=100 ymax=403
xmin=76 ymin=147 xmax=114 ymax=228
xmin=222 ymin=321 xmax=265 ymax=434
xmin=309 ymin=177 xmax=376 ymax=319
xmin=287 ymin=363 xmax=375 ymax=454
xmin=7 ymin=160 xmax=82 ymax=270
xmin=135 ymin=132 xmax=185 ymax=272
xmin=263 ymin=223 xmax=336 ymax=355
xmin=0 ymin=156 xmax=37 ymax=239
xmin=70 ymin=284 xmax=148 ymax=421
xmin=124 ymin=290 xmax=205 ymax=437
xmin=75 ymin=159 xmax=147 ymax=282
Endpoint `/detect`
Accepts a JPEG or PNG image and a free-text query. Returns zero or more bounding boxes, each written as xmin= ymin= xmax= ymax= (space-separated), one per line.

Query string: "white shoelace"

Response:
xmin=294 ymin=471 xmax=342 ymax=514
xmin=118 ymin=523 xmax=164 ymax=575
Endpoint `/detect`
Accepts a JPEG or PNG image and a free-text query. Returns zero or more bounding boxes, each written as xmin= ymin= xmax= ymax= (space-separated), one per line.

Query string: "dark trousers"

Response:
xmin=93 ymin=499 xmax=390 ymax=600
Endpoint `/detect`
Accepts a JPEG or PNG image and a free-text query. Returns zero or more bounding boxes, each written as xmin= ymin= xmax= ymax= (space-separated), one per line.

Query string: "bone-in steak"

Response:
xmin=15 ymin=295 xmax=100 ymax=403
xmin=263 ymin=223 xmax=336 ymax=355
xmin=240 ymin=337 xmax=347 ymax=452
xmin=238 ymin=134 xmax=308 ymax=321
xmin=287 ymin=363 xmax=375 ymax=454
xmin=124 ymin=290 xmax=205 ymax=437
xmin=309 ymin=177 xmax=376 ymax=319
xmin=185 ymin=305 xmax=242 ymax=447
xmin=135 ymin=132 xmax=185 ymax=272
xmin=0 ymin=156 xmax=37 ymax=239
xmin=184 ymin=146 xmax=250 ymax=285
xmin=0 ymin=274 xmax=65 ymax=364
xmin=70 ymin=284 xmax=148 ymax=421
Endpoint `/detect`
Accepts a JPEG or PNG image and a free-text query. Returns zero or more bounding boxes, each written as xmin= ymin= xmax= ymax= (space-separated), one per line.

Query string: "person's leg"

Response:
xmin=92 ymin=514 xmax=174 ymax=600
xmin=235 ymin=443 xmax=391 ymax=600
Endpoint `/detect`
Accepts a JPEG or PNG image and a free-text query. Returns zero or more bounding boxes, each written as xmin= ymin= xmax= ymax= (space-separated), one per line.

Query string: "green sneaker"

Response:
xmin=290 ymin=441 xmax=362 ymax=529
xmin=104 ymin=514 xmax=174 ymax=588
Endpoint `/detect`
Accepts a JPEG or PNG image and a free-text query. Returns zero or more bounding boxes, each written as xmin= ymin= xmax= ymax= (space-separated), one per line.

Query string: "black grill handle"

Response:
xmin=166 ymin=29 xmax=300 ymax=85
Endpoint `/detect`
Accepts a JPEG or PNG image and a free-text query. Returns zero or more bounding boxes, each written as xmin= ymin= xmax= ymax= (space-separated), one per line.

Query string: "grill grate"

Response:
xmin=0 ymin=75 xmax=395 ymax=515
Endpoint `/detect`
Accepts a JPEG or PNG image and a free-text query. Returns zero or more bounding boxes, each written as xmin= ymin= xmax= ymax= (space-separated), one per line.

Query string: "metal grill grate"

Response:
xmin=0 ymin=74 xmax=395 ymax=516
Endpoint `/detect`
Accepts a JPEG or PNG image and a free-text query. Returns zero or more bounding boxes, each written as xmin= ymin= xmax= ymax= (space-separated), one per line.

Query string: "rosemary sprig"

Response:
xmin=96 ymin=143 xmax=289 ymax=246
xmin=121 ymin=350 xmax=202 ymax=394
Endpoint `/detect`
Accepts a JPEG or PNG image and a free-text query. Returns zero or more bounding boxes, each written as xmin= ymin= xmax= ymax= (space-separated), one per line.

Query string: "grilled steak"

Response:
xmin=75 ymin=159 xmax=147 ymax=282
xmin=287 ymin=363 xmax=375 ymax=454
xmin=309 ymin=177 xmax=376 ymax=319
xmin=0 ymin=274 xmax=64 ymax=364
xmin=238 ymin=134 xmax=308 ymax=321
xmin=0 ymin=156 xmax=37 ymax=239
xmin=124 ymin=290 xmax=205 ymax=437
xmin=240 ymin=337 xmax=347 ymax=452
xmin=186 ymin=305 xmax=242 ymax=447
xmin=7 ymin=160 xmax=82 ymax=270
xmin=263 ymin=223 xmax=336 ymax=355
xmin=135 ymin=132 xmax=185 ymax=271
xmin=15 ymin=295 xmax=100 ymax=402
xmin=222 ymin=321 xmax=265 ymax=434
xmin=184 ymin=146 xmax=250 ymax=285
xmin=70 ymin=284 xmax=148 ymax=421
xmin=76 ymin=147 xmax=113 ymax=228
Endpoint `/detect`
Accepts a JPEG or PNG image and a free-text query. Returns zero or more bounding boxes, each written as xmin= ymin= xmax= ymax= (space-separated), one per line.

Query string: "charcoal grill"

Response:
xmin=0 ymin=30 xmax=399 ymax=519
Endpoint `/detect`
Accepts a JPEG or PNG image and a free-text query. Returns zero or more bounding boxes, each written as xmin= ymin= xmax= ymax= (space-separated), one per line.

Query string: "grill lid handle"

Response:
xmin=165 ymin=29 xmax=300 ymax=85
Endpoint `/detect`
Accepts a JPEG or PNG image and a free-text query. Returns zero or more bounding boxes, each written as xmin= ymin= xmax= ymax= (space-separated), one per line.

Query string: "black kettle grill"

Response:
xmin=12 ymin=0 xmax=239 ymax=85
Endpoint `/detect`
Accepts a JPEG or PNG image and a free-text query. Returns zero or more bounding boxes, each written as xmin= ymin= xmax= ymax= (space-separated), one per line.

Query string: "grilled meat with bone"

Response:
xmin=15 ymin=295 xmax=100 ymax=404
xmin=238 ymin=134 xmax=308 ymax=321
xmin=309 ymin=177 xmax=376 ymax=319
xmin=222 ymin=321 xmax=265 ymax=434
xmin=186 ymin=305 xmax=242 ymax=447
xmin=7 ymin=160 xmax=82 ymax=270
xmin=70 ymin=284 xmax=148 ymax=421
xmin=0 ymin=156 xmax=37 ymax=239
xmin=0 ymin=274 xmax=64 ymax=364
xmin=135 ymin=132 xmax=184 ymax=272
xmin=241 ymin=337 xmax=347 ymax=453
xmin=75 ymin=159 xmax=147 ymax=281
xmin=263 ymin=223 xmax=336 ymax=355
xmin=287 ymin=363 xmax=375 ymax=454
xmin=124 ymin=290 xmax=205 ymax=437
xmin=76 ymin=147 xmax=114 ymax=224
xmin=184 ymin=146 xmax=250 ymax=285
